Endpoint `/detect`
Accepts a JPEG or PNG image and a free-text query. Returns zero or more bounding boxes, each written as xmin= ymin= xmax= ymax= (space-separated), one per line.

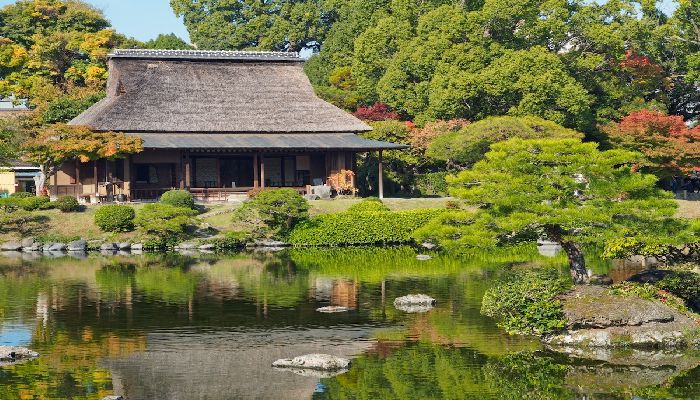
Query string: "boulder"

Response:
xmin=175 ymin=242 xmax=197 ymax=250
xmin=316 ymin=306 xmax=352 ymax=313
xmin=25 ymin=242 xmax=42 ymax=252
xmin=199 ymin=244 xmax=216 ymax=251
xmin=117 ymin=242 xmax=131 ymax=250
xmin=48 ymin=243 xmax=66 ymax=252
xmin=67 ymin=240 xmax=87 ymax=252
xmin=272 ymin=354 xmax=351 ymax=371
xmin=131 ymin=243 xmax=144 ymax=251
xmin=1 ymin=241 xmax=22 ymax=251
xmin=416 ymin=254 xmax=432 ymax=261
xmin=394 ymin=294 xmax=436 ymax=313
xmin=0 ymin=346 xmax=39 ymax=366
xmin=20 ymin=237 xmax=35 ymax=248
xmin=100 ymin=243 xmax=117 ymax=251
xmin=102 ymin=396 xmax=125 ymax=400
xmin=544 ymin=286 xmax=700 ymax=349
xmin=588 ymin=274 xmax=613 ymax=286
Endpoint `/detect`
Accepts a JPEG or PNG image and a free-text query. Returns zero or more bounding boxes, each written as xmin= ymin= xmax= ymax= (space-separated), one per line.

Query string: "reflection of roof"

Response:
xmin=131 ymin=133 xmax=408 ymax=151
xmin=0 ymin=96 xmax=29 ymax=111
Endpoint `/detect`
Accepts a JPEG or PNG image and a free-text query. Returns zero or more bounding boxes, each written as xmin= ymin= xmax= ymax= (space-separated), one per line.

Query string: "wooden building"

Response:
xmin=59 ymin=49 xmax=405 ymax=201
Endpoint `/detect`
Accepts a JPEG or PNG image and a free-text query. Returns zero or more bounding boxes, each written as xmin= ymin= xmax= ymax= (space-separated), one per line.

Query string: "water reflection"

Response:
xmin=0 ymin=247 xmax=697 ymax=399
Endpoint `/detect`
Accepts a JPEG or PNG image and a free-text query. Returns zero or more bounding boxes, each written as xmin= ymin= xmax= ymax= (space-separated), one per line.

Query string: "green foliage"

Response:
xmin=53 ymin=195 xmax=79 ymax=212
xmin=135 ymin=203 xmax=197 ymax=248
xmin=160 ymin=189 xmax=196 ymax=210
xmin=210 ymin=231 xmax=249 ymax=250
xmin=346 ymin=197 xmax=389 ymax=213
xmin=289 ymin=209 xmax=446 ymax=246
xmin=312 ymin=85 xmax=361 ymax=110
xmin=9 ymin=192 xmax=34 ymax=198
xmin=237 ymin=189 xmax=309 ymax=236
xmin=439 ymin=138 xmax=696 ymax=276
xmin=415 ymin=171 xmax=448 ymax=195
xmin=41 ymin=92 xmax=105 ymax=124
xmin=0 ymin=209 xmax=46 ymax=236
xmin=144 ymin=33 xmax=191 ymax=49
xmin=609 ymin=281 xmax=694 ymax=316
xmin=427 ymin=116 xmax=583 ymax=168
xmin=94 ymin=204 xmax=135 ymax=232
xmin=481 ymin=268 xmax=571 ymax=335
xmin=19 ymin=195 xmax=51 ymax=211
xmin=656 ymin=272 xmax=700 ymax=308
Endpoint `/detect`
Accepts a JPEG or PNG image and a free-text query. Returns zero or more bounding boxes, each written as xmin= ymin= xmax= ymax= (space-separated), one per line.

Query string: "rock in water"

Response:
xmin=67 ymin=240 xmax=87 ymax=252
xmin=272 ymin=354 xmax=351 ymax=371
xmin=394 ymin=294 xmax=437 ymax=313
xmin=0 ymin=346 xmax=39 ymax=366
xmin=1 ymin=241 xmax=22 ymax=251
xmin=100 ymin=243 xmax=117 ymax=251
xmin=316 ymin=306 xmax=351 ymax=313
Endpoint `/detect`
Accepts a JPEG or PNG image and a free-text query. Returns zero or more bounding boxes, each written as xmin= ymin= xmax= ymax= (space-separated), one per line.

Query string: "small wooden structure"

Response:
xmin=57 ymin=49 xmax=406 ymax=201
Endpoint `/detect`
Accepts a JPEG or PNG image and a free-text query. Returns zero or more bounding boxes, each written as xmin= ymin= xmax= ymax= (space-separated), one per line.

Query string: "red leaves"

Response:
xmin=353 ymin=102 xmax=400 ymax=121
xmin=604 ymin=110 xmax=700 ymax=175
xmin=620 ymin=50 xmax=664 ymax=80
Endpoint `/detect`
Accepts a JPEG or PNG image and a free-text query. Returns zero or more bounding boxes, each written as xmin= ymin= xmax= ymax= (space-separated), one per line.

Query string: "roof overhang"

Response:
xmin=128 ymin=133 xmax=408 ymax=151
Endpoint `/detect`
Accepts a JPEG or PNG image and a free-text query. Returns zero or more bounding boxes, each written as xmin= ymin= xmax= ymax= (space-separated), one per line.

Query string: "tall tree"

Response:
xmin=144 ymin=33 xmax=192 ymax=50
xmin=170 ymin=0 xmax=333 ymax=51
xmin=431 ymin=138 xmax=691 ymax=283
xmin=22 ymin=124 xmax=143 ymax=196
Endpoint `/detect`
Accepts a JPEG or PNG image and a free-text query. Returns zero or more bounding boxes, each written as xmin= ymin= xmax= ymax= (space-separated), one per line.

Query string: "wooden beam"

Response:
xmin=378 ymin=150 xmax=384 ymax=199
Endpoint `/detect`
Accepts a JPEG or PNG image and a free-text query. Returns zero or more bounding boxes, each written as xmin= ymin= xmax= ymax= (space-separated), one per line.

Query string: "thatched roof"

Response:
xmin=133 ymin=133 xmax=408 ymax=150
xmin=70 ymin=49 xmax=371 ymax=134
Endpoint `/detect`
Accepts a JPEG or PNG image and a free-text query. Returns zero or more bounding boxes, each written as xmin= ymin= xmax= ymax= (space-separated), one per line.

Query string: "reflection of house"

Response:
xmin=0 ymin=162 xmax=40 ymax=196
xmin=57 ymin=49 xmax=405 ymax=201
xmin=0 ymin=96 xmax=29 ymax=113
xmin=331 ymin=279 xmax=358 ymax=309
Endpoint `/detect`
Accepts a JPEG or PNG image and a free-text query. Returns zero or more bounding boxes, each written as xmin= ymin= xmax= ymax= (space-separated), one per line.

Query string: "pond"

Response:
xmin=0 ymin=247 xmax=698 ymax=399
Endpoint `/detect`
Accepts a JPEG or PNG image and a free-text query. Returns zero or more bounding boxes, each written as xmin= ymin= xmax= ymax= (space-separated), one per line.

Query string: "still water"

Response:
xmin=0 ymin=247 xmax=698 ymax=399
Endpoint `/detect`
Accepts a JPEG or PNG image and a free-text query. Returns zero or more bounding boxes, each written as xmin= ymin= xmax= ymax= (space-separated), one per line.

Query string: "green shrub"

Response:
xmin=481 ymin=269 xmax=571 ymax=335
xmin=0 ymin=210 xmax=46 ymax=236
xmin=211 ymin=231 xmax=249 ymax=250
xmin=415 ymin=172 xmax=449 ymax=196
xmin=657 ymin=271 xmax=700 ymax=306
xmin=346 ymin=197 xmax=390 ymax=213
xmin=95 ymin=205 xmax=136 ymax=232
xmin=54 ymin=196 xmax=80 ymax=212
xmin=10 ymin=192 xmax=34 ymax=198
xmin=289 ymin=209 xmax=446 ymax=246
xmin=609 ymin=281 xmax=693 ymax=315
xmin=0 ymin=197 xmax=21 ymax=212
xmin=160 ymin=189 xmax=196 ymax=210
xmin=237 ymin=189 xmax=309 ymax=236
xmin=135 ymin=203 xmax=198 ymax=248
xmin=20 ymin=196 xmax=52 ymax=211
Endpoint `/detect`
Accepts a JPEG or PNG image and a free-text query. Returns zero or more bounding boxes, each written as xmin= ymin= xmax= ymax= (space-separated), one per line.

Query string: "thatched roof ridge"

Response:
xmin=109 ymin=49 xmax=303 ymax=62
xmin=70 ymin=50 xmax=371 ymax=133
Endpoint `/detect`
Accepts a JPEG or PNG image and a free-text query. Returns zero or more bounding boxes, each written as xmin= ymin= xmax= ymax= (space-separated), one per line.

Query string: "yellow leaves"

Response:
xmin=80 ymin=29 xmax=117 ymax=60
xmin=85 ymin=65 xmax=108 ymax=87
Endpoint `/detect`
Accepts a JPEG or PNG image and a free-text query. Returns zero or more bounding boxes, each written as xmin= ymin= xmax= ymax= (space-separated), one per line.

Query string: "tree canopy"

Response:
xmin=420 ymin=138 xmax=694 ymax=283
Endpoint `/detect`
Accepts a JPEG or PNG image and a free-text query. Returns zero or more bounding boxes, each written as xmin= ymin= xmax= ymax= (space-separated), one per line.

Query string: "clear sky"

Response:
xmin=0 ymin=0 xmax=190 ymax=42
xmin=0 ymin=0 xmax=682 ymax=44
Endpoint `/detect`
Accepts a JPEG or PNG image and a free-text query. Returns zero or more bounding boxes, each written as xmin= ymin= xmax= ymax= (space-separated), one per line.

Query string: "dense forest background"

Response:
xmin=0 ymin=0 xmax=699 ymax=195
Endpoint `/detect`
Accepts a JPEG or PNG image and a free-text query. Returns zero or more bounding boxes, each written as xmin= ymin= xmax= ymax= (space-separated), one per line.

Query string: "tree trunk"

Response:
xmin=545 ymin=225 xmax=589 ymax=284
xmin=561 ymin=240 xmax=589 ymax=284
xmin=33 ymin=170 xmax=47 ymax=197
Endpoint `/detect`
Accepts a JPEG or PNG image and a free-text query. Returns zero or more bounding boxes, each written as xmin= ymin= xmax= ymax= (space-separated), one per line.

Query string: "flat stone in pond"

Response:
xmin=272 ymin=354 xmax=351 ymax=371
xmin=394 ymin=294 xmax=436 ymax=306
xmin=316 ymin=306 xmax=352 ymax=313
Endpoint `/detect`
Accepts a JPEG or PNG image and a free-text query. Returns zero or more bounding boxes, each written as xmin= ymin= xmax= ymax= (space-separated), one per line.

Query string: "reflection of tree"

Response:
xmin=135 ymin=266 xmax=202 ymax=304
xmin=234 ymin=257 xmax=310 ymax=309
xmin=315 ymin=343 xmax=491 ymax=399
xmin=483 ymin=352 xmax=572 ymax=400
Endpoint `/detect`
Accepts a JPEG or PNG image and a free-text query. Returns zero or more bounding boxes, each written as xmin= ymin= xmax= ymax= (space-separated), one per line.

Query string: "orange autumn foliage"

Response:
xmin=327 ymin=169 xmax=357 ymax=195
xmin=604 ymin=110 xmax=700 ymax=175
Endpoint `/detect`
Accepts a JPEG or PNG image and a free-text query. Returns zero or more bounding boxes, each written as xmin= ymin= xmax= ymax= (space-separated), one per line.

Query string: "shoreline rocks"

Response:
xmin=544 ymin=286 xmax=700 ymax=349
xmin=394 ymin=294 xmax=436 ymax=313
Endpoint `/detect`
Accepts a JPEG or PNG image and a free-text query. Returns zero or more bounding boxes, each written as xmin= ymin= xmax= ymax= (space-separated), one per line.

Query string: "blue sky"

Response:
xmin=0 ymin=0 xmax=190 ymax=42
xmin=0 ymin=0 xmax=681 ymax=44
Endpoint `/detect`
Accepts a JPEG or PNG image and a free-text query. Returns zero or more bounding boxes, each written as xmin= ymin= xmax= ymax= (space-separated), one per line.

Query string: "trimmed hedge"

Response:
xmin=160 ymin=189 xmax=196 ymax=209
xmin=95 ymin=205 xmax=136 ymax=232
xmin=289 ymin=209 xmax=446 ymax=246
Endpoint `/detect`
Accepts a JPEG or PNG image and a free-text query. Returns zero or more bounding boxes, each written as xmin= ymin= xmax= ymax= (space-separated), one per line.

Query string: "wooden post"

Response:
xmin=260 ymin=153 xmax=265 ymax=188
xmin=378 ymin=150 xmax=384 ymax=199
xmin=215 ymin=157 xmax=221 ymax=188
xmin=253 ymin=153 xmax=259 ymax=188
xmin=178 ymin=150 xmax=184 ymax=189
xmin=93 ymin=161 xmax=98 ymax=195
xmin=185 ymin=150 xmax=191 ymax=188
xmin=52 ymin=172 xmax=58 ymax=198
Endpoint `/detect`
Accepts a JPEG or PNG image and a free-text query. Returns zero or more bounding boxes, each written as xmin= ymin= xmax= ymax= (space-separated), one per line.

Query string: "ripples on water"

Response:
xmin=0 ymin=247 xmax=698 ymax=399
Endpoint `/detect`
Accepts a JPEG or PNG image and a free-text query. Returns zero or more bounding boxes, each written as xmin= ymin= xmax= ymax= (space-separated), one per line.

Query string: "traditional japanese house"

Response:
xmin=58 ymin=49 xmax=405 ymax=201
